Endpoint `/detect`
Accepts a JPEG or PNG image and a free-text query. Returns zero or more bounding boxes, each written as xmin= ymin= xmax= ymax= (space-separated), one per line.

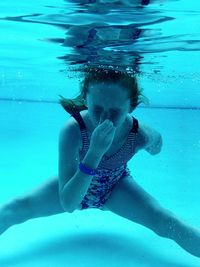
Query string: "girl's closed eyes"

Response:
xmin=93 ymin=107 xmax=121 ymax=122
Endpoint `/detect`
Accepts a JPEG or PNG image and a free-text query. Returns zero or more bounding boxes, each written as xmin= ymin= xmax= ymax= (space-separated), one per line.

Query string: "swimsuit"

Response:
xmin=71 ymin=112 xmax=142 ymax=210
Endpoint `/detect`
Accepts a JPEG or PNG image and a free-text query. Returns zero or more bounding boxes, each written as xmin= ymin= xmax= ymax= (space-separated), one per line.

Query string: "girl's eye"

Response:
xmin=94 ymin=108 xmax=119 ymax=118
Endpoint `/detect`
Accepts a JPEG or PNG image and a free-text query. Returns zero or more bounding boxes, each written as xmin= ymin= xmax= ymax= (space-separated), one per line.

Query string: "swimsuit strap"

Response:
xmin=131 ymin=117 xmax=139 ymax=133
xmin=71 ymin=112 xmax=86 ymax=130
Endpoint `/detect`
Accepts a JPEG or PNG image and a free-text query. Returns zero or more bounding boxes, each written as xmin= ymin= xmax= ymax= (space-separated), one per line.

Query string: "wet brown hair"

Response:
xmin=59 ymin=66 xmax=149 ymax=115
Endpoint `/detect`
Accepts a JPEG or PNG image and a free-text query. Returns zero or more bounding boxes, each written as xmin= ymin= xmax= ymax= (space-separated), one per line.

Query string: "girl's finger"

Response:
xmin=99 ymin=119 xmax=111 ymax=128
xmin=104 ymin=124 xmax=116 ymax=134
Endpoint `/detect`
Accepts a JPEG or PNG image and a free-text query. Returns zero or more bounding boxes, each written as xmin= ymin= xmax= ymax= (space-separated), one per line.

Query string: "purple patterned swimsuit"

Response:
xmin=71 ymin=112 xmax=142 ymax=210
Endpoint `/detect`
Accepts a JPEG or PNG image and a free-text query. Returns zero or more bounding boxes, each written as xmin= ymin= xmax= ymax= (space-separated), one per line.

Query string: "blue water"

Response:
xmin=0 ymin=0 xmax=200 ymax=266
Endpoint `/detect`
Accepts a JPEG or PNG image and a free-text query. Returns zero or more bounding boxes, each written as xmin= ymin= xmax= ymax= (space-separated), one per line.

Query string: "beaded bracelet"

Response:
xmin=79 ymin=162 xmax=97 ymax=176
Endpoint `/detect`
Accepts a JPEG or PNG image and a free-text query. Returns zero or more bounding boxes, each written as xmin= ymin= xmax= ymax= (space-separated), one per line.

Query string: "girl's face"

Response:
xmin=85 ymin=82 xmax=131 ymax=129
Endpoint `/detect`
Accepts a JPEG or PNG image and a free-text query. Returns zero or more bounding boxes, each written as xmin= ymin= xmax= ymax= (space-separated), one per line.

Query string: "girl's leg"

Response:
xmin=103 ymin=176 xmax=200 ymax=258
xmin=0 ymin=176 xmax=66 ymax=235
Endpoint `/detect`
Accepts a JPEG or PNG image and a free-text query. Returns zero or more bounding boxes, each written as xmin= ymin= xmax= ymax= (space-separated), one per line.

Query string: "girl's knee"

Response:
xmin=3 ymin=197 xmax=32 ymax=224
xmin=152 ymin=209 xmax=177 ymax=238
xmin=5 ymin=197 xmax=31 ymax=212
xmin=15 ymin=197 xmax=33 ymax=218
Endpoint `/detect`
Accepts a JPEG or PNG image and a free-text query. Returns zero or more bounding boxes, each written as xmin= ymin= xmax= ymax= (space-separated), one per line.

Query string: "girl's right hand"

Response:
xmin=89 ymin=119 xmax=117 ymax=156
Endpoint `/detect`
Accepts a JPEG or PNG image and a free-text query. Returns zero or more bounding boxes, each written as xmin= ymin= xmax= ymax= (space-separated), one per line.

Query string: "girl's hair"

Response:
xmin=59 ymin=66 xmax=149 ymax=115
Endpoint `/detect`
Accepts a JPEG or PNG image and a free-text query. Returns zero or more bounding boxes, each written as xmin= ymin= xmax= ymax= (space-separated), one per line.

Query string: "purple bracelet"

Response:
xmin=79 ymin=162 xmax=97 ymax=176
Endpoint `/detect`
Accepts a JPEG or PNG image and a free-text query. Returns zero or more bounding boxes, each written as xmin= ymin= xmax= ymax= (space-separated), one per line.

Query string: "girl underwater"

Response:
xmin=0 ymin=66 xmax=200 ymax=258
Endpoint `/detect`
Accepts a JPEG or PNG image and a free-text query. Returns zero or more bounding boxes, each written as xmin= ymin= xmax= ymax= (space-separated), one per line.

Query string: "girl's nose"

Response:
xmin=99 ymin=115 xmax=113 ymax=124
xmin=100 ymin=112 xmax=109 ymax=123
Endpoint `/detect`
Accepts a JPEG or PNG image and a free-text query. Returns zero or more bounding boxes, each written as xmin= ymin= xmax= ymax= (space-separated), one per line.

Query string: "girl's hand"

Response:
xmin=89 ymin=119 xmax=116 ymax=156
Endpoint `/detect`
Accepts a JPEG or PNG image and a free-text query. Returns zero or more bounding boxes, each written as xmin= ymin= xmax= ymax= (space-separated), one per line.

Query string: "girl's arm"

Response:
xmin=140 ymin=123 xmax=163 ymax=155
xmin=59 ymin=117 xmax=115 ymax=212
xmin=58 ymin=121 xmax=103 ymax=213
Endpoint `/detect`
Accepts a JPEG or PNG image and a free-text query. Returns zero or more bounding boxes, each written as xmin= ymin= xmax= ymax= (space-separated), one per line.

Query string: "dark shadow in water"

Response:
xmin=0 ymin=231 xmax=196 ymax=267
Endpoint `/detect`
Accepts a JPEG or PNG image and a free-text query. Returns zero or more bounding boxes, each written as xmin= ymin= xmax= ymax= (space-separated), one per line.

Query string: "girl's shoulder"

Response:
xmin=60 ymin=116 xmax=82 ymax=149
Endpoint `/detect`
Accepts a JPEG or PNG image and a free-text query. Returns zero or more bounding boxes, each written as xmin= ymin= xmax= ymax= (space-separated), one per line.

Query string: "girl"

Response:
xmin=0 ymin=66 xmax=200 ymax=258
